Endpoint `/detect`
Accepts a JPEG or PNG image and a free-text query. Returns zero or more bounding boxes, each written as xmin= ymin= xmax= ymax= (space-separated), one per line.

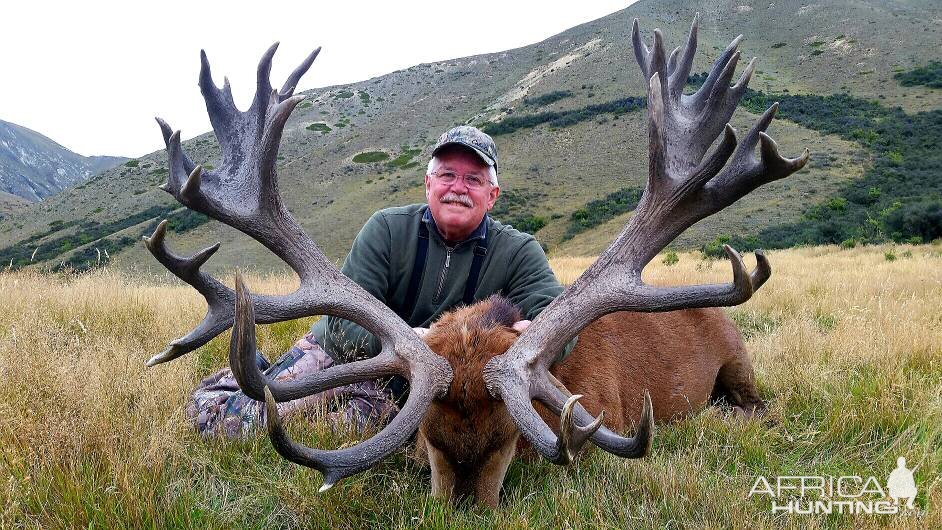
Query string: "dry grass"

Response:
xmin=1 ymin=244 xmax=940 ymax=528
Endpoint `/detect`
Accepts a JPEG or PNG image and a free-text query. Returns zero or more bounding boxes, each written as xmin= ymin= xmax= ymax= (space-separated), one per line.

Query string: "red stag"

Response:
xmin=146 ymin=15 xmax=808 ymax=508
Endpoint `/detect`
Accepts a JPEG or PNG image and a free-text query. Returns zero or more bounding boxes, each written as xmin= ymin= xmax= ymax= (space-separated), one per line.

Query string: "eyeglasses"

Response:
xmin=430 ymin=170 xmax=490 ymax=190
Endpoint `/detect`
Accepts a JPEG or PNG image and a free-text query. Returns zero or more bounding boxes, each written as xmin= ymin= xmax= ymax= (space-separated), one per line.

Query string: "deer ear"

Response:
xmin=481 ymin=295 xmax=522 ymax=329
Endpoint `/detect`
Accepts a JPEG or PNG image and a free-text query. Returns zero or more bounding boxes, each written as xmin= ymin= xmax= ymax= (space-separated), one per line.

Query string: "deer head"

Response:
xmin=147 ymin=14 xmax=807 ymax=499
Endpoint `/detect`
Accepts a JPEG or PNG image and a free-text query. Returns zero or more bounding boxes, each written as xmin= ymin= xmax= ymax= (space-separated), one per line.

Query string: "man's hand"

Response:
xmin=415 ymin=321 xmax=528 ymax=338
xmin=512 ymin=320 xmax=531 ymax=332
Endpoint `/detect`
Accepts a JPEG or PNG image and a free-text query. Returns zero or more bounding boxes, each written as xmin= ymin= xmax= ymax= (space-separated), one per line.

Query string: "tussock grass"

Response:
xmin=1 ymin=245 xmax=940 ymax=528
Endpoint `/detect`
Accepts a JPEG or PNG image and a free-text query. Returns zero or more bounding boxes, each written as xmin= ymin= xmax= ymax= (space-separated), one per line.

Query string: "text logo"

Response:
xmin=749 ymin=456 xmax=918 ymax=515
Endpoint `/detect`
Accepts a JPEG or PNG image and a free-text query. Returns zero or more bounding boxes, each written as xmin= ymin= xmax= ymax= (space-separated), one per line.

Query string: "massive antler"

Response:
xmin=148 ymin=44 xmax=452 ymax=488
xmin=484 ymin=15 xmax=809 ymax=464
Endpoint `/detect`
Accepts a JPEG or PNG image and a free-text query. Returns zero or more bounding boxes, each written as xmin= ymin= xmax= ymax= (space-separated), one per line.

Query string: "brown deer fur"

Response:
xmin=418 ymin=295 xmax=764 ymax=507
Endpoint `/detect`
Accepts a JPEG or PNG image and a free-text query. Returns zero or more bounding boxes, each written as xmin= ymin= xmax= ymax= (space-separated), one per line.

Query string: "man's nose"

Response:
xmin=449 ymin=176 xmax=469 ymax=192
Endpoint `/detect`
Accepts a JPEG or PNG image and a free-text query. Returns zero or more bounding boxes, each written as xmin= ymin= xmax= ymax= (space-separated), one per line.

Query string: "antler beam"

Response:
xmin=148 ymin=44 xmax=454 ymax=489
xmin=484 ymin=15 xmax=808 ymax=465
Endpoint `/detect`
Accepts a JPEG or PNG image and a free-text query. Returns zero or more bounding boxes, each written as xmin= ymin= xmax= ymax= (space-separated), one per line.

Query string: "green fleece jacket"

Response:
xmin=310 ymin=203 xmax=565 ymax=362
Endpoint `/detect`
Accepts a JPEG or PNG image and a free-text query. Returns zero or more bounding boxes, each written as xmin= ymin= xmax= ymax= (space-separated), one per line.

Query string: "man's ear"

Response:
xmin=486 ymin=185 xmax=500 ymax=210
xmin=425 ymin=174 xmax=432 ymax=201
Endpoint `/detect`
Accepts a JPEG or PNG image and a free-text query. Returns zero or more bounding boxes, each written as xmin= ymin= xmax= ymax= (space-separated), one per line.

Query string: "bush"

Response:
xmin=306 ymin=123 xmax=331 ymax=134
xmin=700 ymin=235 xmax=731 ymax=259
xmin=884 ymin=199 xmax=942 ymax=243
xmin=662 ymin=251 xmax=679 ymax=266
xmin=826 ymin=197 xmax=847 ymax=212
xmin=165 ymin=209 xmax=210 ymax=234
xmin=563 ymin=187 xmax=643 ymax=240
xmin=352 ymin=151 xmax=390 ymax=164
xmin=893 ymin=61 xmax=942 ymax=89
xmin=510 ymin=215 xmax=547 ymax=235
xmin=522 ymin=90 xmax=573 ymax=107
xmin=386 ymin=149 xmax=421 ymax=169
xmin=482 ymin=97 xmax=645 ymax=136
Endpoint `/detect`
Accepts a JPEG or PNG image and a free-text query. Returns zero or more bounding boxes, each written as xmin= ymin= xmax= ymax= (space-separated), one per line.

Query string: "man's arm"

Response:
xmin=503 ymin=238 xmax=564 ymax=320
xmin=310 ymin=211 xmax=391 ymax=361
xmin=502 ymin=238 xmax=577 ymax=362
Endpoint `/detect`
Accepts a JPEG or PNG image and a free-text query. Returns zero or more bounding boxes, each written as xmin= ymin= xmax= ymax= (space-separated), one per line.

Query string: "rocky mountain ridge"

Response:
xmin=0 ymin=119 xmax=126 ymax=202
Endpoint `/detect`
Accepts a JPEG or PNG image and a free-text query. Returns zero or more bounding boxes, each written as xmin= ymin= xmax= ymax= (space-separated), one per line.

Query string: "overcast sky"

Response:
xmin=1 ymin=1 xmax=636 ymax=158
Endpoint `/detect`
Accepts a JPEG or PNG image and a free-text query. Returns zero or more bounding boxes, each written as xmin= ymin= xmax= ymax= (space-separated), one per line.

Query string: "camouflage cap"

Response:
xmin=431 ymin=125 xmax=498 ymax=175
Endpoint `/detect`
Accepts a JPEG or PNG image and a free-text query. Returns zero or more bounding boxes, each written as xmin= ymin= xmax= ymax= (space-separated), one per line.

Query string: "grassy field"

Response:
xmin=1 ymin=244 xmax=940 ymax=528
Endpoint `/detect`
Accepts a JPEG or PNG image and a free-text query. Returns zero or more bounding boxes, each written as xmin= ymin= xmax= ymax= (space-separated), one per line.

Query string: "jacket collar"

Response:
xmin=422 ymin=205 xmax=487 ymax=247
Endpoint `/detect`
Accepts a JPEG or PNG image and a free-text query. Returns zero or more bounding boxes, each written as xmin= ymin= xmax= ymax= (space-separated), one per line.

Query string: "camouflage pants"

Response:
xmin=186 ymin=333 xmax=399 ymax=439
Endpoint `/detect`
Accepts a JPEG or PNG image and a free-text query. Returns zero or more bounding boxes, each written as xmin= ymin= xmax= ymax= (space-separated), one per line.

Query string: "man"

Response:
xmin=188 ymin=126 xmax=568 ymax=438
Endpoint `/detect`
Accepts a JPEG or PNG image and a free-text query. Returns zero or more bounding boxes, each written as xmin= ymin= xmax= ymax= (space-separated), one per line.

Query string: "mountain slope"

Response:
xmin=0 ymin=0 xmax=939 ymax=273
xmin=0 ymin=191 xmax=30 ymax=219
xmin=0 ymin=119 xmax=127 ymax=201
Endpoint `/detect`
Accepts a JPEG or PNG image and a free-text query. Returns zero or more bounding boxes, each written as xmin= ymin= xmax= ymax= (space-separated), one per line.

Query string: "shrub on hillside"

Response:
xmin=509 ymin=215 xmax=547 ymax=234
xmin=893 ymin=61 xmax=942 ymax=89
xmin=306 ymin=123 xmax=331 ymax=134
xmin=352 ymin=151 xmax=390 ymax=164
xmin=522 ymin=90 xmax=573 ymax=107
xmin=482 ymin=97 xmax=645 ymax=136
xmin=564 ymin=187 xmax=643 ymax=240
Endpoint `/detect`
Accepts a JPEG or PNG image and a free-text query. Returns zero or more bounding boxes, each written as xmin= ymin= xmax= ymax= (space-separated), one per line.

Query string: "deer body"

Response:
xmin=551 ymin=307 xmax=762 ymax=425
xmin=418 ymin=297 xmax=763 ymax=507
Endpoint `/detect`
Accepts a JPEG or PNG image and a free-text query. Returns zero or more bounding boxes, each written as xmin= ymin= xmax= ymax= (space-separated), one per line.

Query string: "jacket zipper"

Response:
xmin=433 ymin=247 xmax=453 ymax=303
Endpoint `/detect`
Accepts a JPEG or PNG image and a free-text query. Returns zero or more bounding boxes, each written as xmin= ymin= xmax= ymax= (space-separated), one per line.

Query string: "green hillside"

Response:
xmin=0 ymin=0 xmax=939 ymax=273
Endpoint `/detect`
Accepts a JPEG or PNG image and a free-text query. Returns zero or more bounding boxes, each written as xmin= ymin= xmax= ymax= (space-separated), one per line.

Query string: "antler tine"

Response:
xmin=143 ymin=220 xmax=232 ymax=365
xmin=199 ymin=50 xmax=238 ymax=147
xmin=252 ymin=42 xmax=279 ymax=111
xmin=650 ymin=30 xmax=670 ymax=107
xmin=732 ymin=57 xmax=757 ymax=97
xmin=668 ymin=13 xmax=699 ymax=100
xmin=153 ymin=120 xmax=196 ymax=192
xmin=484 ymin=16 xmax=808 ymax=466
xmin=648 ymin=75 xmax=669 ymax=187
xmin=631 ymin=18 xmax=649 ymax=76
xmin=143 ymin=220 xmax=220 ymax=279
xmin=666 ymin=46 xmax=680 ymax=78
xmin=707 ymin=104 xmax=810 ymax=206
xmin=689 ymin=34 xmax=743 ymax=113
xmin=539 ymin=379 xmax=654 ymax=458
xmin=260 ymin=93 xmax=308 ymax=192
xmin=484 ymin=366 xmax=652 ymax=464
xmin=699 ymin=50 xmax=742 ymax=123
xmin=280 ymin=47 xmax=321 ymax=98
xmin=558 ymin=395 xmax=605 ymax=463
xmin=483 ymin=371 xmax=578 ymax=465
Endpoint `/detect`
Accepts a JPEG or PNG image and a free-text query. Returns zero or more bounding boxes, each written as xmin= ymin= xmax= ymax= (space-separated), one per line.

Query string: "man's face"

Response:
xmin=425 ymin=146 xmax=500 ymax=242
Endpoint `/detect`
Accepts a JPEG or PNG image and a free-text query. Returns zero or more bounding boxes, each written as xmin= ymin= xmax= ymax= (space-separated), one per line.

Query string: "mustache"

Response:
xmin=441 ymin=192 xmax=473 ymax=207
